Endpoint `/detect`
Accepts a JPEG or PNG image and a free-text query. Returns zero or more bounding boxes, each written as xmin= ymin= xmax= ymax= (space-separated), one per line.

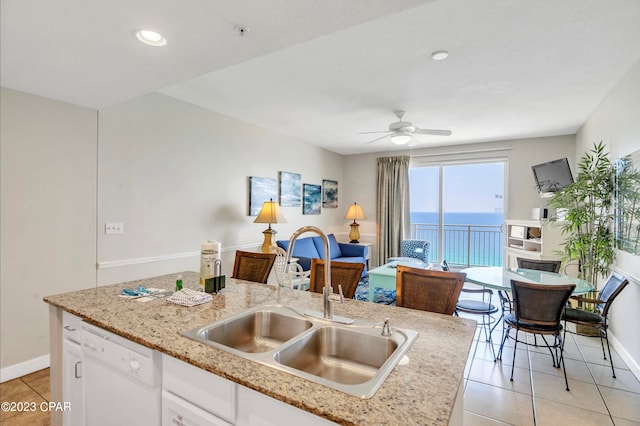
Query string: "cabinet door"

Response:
xmin=236 ymin=386 xmax=336 ymax=426
xmin=162 ymin=354 xmax=236 ymax=424
xmin=162 ymin=391 xmax=232 ymax=426
xmin=62 ymin=340 xmax=84 ymax=426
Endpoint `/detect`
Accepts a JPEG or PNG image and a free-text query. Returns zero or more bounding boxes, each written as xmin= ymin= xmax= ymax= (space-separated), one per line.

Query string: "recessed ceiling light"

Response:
xmin=431 ymin=50 xmax=449 ymax=61
xmin=135 ymin=30 xmax=167 ymax=47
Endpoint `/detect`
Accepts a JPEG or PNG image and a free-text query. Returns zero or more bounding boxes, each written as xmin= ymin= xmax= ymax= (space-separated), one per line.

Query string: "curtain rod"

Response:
xmin=411 ymin=146 xmax=512 ymax=158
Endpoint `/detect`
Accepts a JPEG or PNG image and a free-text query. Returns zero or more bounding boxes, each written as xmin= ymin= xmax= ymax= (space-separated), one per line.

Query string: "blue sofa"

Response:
xmin=276 ymin=233 xmax=368 ymax=276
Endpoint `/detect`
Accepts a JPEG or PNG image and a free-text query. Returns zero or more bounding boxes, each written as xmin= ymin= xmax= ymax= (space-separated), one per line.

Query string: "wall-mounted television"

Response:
xmin=532 ymin=158 xmax=574 ymax=197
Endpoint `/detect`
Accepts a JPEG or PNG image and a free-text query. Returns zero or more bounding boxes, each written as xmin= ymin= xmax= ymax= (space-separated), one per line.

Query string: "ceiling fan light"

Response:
xmin=391 ymin=133 xmax=412 ymax=145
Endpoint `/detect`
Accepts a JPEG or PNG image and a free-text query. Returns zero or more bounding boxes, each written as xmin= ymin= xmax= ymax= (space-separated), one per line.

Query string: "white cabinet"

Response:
xmin=236 ymin=385 xmax=336 ymax=426
xmin=162 ymin=354 xmax=336 ymax=426
xmin=162 ymin=354 xmax=235 ymax=425
xmin=62 ymin=312 xmax=84 ymax=426
xmin=163 ymin=391 xmax=233 ymax=426
xmin=504 ymin=220 xmax=563 ymax=268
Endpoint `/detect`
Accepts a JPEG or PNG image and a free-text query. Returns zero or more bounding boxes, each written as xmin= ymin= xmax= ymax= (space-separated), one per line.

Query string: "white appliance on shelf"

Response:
xmin=82 ymin=322 xmax=161 ymax=426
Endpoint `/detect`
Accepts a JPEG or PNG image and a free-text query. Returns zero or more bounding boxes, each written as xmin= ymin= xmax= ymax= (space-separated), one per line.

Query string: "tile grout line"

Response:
xmin=527 ymin=343 xmax=538 ymax=426
xmin=573 ymin=334 xmax=617 ymax=424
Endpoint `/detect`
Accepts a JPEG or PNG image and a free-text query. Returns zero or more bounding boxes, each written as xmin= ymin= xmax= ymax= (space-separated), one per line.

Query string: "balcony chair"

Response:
xmin=387 ymin=239 xmax=430 ymax=265
xmin=271 ymin=246 xmax=310 ymax=290
xmin=231 ymin=250 xmax=276 ymax=284
xmin=497 ymin=280 xmax=575 ymax=391
xmin=563 ymin=272 xmax=629 ymax=378
xmin=516 ymin=257 xmax=562 ymax=273
xmin=308 ymin=258 xmax=364 ymax=299
xmin=443 ymin=260 xmax=499 ymax=357
xmin=396 ymin=265 xmax=465 ymax=315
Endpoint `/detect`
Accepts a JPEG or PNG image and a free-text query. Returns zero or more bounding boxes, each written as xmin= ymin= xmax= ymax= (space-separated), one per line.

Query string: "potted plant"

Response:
xmin=547 ymin=141 xmax=616 ymax=287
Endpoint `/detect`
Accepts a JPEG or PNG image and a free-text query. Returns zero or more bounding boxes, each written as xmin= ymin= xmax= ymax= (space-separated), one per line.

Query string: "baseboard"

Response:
xmin=609 ymin=332 xmax=640 ymax=381
xmin=0 ymin=354 xmax=50 ymax=383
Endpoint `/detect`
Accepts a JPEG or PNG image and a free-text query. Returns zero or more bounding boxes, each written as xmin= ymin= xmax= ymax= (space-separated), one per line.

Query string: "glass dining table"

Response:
xmin=460 ymin=266 xmax=595 ymax=294
xmin=459 ymin=266 xmax=595 ymax=343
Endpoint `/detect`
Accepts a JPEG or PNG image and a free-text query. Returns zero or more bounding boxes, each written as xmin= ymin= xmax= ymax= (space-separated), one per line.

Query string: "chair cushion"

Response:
xmin=334 ymin=256 xmax=364 ymax=265
xmin=387 ymin=257 xmax=428 ymax=267
xmin=456 ymin=299 xmax=498 ymax=314
xmin=563 ymin=308 xmax=604 ymax=324
xmin=504 ymin=313 xmax=562 ymax=332
xmin=312 ymin=234 xmax=342 ymax=259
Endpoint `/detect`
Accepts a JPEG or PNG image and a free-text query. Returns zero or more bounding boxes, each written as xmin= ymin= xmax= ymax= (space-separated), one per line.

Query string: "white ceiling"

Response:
xmin=3 ymin=0 xmax=640 ymax=155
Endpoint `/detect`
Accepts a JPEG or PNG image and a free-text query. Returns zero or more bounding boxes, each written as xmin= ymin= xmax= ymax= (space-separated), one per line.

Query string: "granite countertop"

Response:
xmin=44 ymin=271 xmax=476 ymax=426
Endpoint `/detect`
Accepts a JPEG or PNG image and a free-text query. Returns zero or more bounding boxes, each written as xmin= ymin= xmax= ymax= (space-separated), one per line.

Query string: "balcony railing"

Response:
xmin=410 ymin=223 xmax=504 ymax=268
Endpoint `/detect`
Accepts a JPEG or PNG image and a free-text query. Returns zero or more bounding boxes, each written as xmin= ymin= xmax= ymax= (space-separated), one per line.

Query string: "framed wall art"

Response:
xmin=322 ymin=179 xmax=338 ymax=208
xmin=303 ymin=184 xmax=321 ymax=215
xmin=249 ymin=176 xmax=277 ymax=216
xmin=279 ymin=171 xmax=302 ymax=207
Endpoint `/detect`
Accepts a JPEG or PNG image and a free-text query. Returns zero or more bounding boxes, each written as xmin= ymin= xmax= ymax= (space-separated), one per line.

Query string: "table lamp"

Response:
xmin=344 ymin=202 xmax=366 ymax=243
xmin=254 ymin=198 xmax=287 ymax=253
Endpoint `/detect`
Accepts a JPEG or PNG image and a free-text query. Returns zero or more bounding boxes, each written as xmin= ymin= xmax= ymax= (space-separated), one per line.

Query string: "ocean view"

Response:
xmin=410 ymin=211 xmax=505 ymax=267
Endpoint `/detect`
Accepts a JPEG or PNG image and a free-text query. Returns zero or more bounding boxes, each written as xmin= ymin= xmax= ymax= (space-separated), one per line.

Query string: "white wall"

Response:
xmin=96 ymin=93 xmax=347 ymax=285
xmin=1 ymin=89 xmax=348 ymax=374
xmin=0 ymin=88 xmax=97 ymax=373
xmin=342 ymin=135 xmax=576 ymax=265
xmin=576 ymin=58 xmax=640 ymax=377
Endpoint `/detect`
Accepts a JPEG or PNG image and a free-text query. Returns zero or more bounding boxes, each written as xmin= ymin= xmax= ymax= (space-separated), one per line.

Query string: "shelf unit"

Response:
xmin=504 ymin=219 xmax=564 ymax=269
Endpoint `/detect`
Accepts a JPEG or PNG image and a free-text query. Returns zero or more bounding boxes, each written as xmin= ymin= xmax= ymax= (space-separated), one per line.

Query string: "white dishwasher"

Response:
xmin=82 ymin=322 xmax=162 ymax=426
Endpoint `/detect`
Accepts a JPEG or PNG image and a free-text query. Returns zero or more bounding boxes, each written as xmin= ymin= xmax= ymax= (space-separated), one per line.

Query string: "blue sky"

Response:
xmin=409 ymin=162 xmax=505 ymax=213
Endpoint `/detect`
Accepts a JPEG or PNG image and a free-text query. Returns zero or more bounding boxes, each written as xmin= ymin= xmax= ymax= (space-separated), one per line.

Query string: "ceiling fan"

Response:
xmin=360 ymin=111 xmax=452 ymax=146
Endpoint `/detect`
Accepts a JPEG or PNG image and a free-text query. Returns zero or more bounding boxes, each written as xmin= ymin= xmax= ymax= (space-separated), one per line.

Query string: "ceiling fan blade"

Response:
xmin=414 ymin=128 xmax=452 ymax=136
xmin=365 ymin=134 xmax=391 ymax=144
xmin=358 ymin=130 xmax=390 ymax=134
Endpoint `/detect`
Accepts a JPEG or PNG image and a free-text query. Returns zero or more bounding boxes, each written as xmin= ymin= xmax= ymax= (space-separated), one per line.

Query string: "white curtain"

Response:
xmin=376 ymin=156 xmax=410 ymax=266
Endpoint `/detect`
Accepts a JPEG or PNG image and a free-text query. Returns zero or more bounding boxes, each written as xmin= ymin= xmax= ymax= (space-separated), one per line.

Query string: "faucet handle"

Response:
xmin=381 ymin=318 xmax=392 ymax=336
xmin=328 ymin=284 xmax=344 ymax=303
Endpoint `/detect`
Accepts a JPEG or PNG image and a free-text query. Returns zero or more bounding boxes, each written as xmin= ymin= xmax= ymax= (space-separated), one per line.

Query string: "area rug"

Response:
xmin=354 ymin=275 xmax=396 ymax=305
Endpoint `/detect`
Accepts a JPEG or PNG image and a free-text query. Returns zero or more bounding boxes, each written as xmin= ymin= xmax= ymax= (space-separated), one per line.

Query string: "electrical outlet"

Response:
xmin=105 ymin=222 xmax=124 ymax=235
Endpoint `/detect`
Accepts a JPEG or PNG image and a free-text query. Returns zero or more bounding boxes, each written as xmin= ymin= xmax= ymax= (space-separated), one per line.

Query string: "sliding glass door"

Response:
xmin=409 ymin=161 xmax=505 ymax=267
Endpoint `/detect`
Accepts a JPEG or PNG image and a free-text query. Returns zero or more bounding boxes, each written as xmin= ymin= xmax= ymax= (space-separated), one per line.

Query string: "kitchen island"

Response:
xmin=44 ymin=271 xmax=476 ymax=425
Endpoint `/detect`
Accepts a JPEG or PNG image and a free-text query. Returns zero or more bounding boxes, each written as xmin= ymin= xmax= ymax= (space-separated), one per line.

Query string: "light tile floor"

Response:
xmin=461 ymin=310 xmax=640 ymax=425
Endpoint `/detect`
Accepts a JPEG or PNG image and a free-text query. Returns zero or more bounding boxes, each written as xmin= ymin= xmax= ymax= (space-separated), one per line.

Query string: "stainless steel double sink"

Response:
xmin=182 ymin=304 xmax=418 ymax=398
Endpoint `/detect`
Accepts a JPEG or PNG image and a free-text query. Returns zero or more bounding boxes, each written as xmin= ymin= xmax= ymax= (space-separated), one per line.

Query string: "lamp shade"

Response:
xmin=254 ymin=198 xmax=287 ymax=224
xmin=345 ymin=202 xmax=366 ymax=221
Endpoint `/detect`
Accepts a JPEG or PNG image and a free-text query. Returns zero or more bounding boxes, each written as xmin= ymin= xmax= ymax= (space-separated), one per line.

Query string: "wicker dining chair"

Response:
xmin=516 ymin=257 xmax=562 ymax=273
xmin=231 ymin=250 xmax=276 ymax=284
xmin=563 ymin=272 xmax=629 ymax=378
xmin=396 ymin=265 xmax=465 ymax=315
xmin=308 ymin=258 xmax=364 ymax=299
xmin=497 ymin=280 xmax=575 ymax=391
